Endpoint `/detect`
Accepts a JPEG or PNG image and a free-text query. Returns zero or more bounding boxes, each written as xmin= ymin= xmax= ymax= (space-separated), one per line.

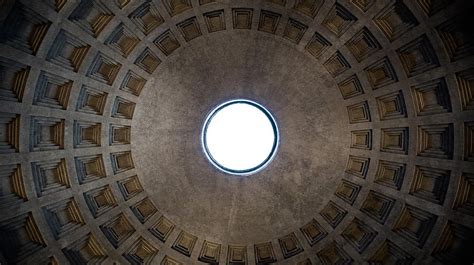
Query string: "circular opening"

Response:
xmin=202 ymin=99 xmax=279 ymax=176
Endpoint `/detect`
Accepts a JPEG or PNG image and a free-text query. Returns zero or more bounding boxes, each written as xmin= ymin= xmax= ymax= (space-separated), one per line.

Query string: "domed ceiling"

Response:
xmin=0 ymin=0 xmax=473 ymax=264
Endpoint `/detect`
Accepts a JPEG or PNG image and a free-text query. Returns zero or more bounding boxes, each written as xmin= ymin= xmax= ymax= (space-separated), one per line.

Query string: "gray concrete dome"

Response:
xmin=0 ymin=0 xmax=474 ymax=264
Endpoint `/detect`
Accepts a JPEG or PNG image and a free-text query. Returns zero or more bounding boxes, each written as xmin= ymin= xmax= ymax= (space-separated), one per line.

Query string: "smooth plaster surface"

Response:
xmin=132 ymin=30 xmax=349 ymax=244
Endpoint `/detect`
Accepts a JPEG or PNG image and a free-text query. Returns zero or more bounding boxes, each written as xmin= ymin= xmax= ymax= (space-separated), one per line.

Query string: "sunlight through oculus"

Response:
xmin=202 ymin=99 xmax=279 ymax=176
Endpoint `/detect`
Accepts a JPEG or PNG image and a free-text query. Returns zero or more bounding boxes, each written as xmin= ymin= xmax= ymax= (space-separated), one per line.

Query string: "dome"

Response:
xmin=0 ymin=0 xmax=473 ymax=264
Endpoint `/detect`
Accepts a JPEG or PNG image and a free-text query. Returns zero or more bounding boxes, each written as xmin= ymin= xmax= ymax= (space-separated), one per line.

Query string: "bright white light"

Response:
xmin=202 ymin=100 xmax=278 ymax=175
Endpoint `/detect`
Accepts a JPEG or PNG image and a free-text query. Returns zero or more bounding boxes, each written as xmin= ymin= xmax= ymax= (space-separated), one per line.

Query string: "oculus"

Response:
xmin=202 ymin=99 xmax=279 ymax=176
